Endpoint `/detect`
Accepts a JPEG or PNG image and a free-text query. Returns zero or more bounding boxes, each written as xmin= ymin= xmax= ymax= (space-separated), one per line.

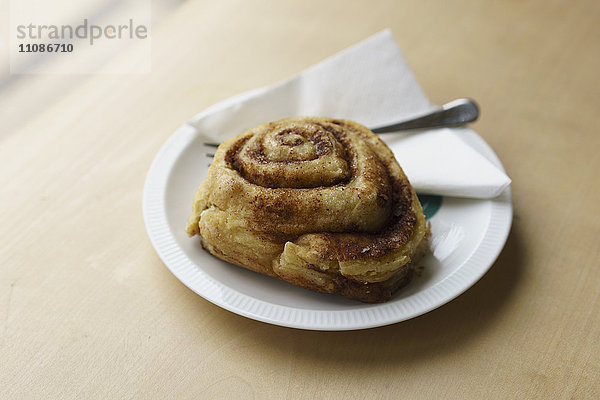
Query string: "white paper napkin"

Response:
xmin=188 ymin=29 xmax=511 ymax=198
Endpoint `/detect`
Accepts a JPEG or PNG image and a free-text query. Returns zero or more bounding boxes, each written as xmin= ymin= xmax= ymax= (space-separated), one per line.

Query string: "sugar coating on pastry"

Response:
xmin=186 ymin=117 xmax=429 ymax=303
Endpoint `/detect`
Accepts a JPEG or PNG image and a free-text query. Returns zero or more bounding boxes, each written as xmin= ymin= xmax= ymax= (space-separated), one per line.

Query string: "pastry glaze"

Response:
xmin=186 ymin=117 xmax=429 ymax=303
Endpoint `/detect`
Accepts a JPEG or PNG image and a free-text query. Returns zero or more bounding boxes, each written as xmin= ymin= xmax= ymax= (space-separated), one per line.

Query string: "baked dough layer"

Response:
xmin=186 ymin=117 xmax=429 ymax=303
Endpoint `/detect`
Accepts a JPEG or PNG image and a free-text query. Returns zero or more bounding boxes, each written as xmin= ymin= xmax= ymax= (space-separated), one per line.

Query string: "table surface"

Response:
xmin=1 ymin=0 xmax=599 ymax=398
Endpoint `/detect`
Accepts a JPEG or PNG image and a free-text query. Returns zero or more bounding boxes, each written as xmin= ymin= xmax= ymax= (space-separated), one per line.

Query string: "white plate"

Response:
xmin=143 ymin=124 xmax=512 ymax=330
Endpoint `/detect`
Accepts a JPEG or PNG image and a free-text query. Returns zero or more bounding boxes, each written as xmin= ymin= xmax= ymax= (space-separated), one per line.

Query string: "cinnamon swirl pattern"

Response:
xmin=186 ymin=117 xmax=429 ymax=303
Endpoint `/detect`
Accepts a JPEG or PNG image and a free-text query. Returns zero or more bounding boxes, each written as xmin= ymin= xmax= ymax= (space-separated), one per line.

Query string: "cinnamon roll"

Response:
xmin=186 ymin=117 xmax=429 ymax=303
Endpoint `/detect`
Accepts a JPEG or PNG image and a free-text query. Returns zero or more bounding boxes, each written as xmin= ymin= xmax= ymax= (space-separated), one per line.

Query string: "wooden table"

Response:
xmin=1 ymin=1 xmax=598 ymax=398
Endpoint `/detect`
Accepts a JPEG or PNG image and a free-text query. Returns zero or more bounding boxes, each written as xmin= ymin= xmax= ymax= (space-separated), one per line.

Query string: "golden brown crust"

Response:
xmin=186 ymin=117 xmax=429 ymax=303
xmin=277 ymin=228 xmax=430 ymax=303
